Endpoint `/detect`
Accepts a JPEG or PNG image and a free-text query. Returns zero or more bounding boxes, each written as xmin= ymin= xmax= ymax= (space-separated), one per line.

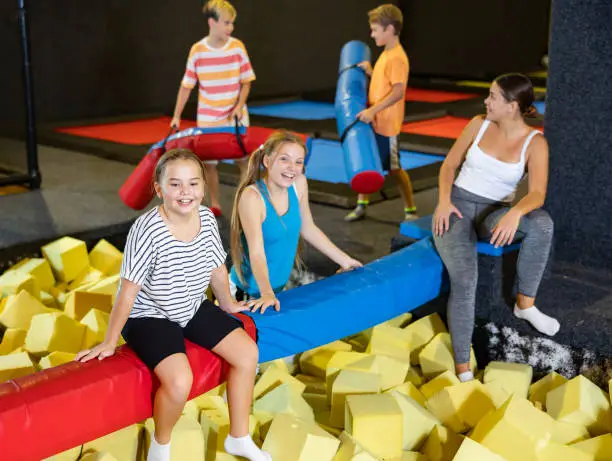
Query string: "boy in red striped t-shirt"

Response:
xmin=171 ymin=0 xmax=256 ymax=217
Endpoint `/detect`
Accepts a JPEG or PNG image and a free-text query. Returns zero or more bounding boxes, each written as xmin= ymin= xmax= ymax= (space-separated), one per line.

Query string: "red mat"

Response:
xmin=402 ymin=116 xmax=471 ymax=139
xmin=405 ymin=87 xmax=479 ymax=103
xmin=55 ymin=116 xmax=197 ymax=145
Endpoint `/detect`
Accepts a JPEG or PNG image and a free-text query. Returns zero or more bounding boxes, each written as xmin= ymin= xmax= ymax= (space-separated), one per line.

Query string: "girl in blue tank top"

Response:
xmin=229 ymin=131 xmax=362 ymax=313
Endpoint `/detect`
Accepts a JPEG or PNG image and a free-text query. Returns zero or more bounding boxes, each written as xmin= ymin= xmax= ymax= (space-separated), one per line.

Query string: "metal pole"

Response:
xmin=17 ymin=0 xmax=41 ymax=189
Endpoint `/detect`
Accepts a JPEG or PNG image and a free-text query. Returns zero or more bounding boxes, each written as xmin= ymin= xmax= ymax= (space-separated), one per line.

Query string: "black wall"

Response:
xmin=544 ymin=0 xmax=612 ymax=268
xmin=399 ymin=0 xmax=551 ymax=79
xmin=0 ymin=0 xmax=389 ymax=130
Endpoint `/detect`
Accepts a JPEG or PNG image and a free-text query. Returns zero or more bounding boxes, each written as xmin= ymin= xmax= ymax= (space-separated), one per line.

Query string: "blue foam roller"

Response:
xmin=247 ymin=238 xmax=445 ymax=362
xmin=335 ymin=41 xmax=384 ymax=194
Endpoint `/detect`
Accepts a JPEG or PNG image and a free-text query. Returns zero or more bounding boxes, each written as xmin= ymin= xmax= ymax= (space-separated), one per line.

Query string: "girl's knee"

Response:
xmin=236 ymin=340 xmax=259 ymax=370
xmin=161 ymin=368 xmax=193 ymax=402
xmin=526 ymin=209 xmax=554 ymax=235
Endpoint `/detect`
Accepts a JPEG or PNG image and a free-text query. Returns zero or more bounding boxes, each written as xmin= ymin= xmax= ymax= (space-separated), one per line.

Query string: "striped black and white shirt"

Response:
xmin=120 ymin=206 xmax=227 ymax=327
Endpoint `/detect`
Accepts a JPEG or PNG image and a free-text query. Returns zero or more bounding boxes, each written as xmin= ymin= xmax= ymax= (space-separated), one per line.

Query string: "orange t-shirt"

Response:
xmin=369 ymin=44 xmax=409 ymax=137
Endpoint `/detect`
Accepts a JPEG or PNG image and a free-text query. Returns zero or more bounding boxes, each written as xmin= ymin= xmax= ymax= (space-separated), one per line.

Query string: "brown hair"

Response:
xmin=230 ymin=131 xmax=306 ymax=285
xmin=368 ymin=4 xmax=403 ymax=35
xmin=202 ymin=0 xmax=236 ymax=21
xmin=154 ymin=148 xmax=207 ymax=187
xmin=494 ymin=73 xmax=538 ymax=118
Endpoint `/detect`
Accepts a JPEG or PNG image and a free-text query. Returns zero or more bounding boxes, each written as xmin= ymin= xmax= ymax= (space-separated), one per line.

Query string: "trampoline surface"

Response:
xmin=402 ymin=116 xmax=470 ymax=139
xmin=55 ymin=116 xmax=197 ymax=145
xmin=405 ymin=87 xmax=478 ymax=103
xmin=249 ymin=101 xmax=336 ymax=120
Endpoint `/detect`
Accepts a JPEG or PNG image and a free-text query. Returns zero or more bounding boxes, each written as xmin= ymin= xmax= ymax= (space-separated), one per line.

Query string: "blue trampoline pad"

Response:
xmin=305 ymin=139 xmax=444 ymax=184
xmin=534 ymin=101 xmax=546 ymax=114
xmin=249 ymin=101 xmax=336 ymax=120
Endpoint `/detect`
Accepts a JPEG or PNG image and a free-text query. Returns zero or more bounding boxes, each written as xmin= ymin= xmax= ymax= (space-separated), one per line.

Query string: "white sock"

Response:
xmin=457 ymin=371 xmax=474 ymax=383
xmin=147 ymin=435 xmax=171 ymax=461
xmin=224 ymin=434 xmax=271 ymax=461
xmin=514 ymin=304 xmax=560 ymax=336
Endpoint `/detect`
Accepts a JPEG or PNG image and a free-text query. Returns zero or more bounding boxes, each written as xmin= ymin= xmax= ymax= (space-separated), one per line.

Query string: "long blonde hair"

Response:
xmin=230 ymin=131 xmax=307 ymax=285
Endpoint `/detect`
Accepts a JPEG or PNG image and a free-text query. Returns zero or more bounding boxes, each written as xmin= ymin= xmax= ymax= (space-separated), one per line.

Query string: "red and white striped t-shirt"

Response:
xmin=181 ymin=37 xmax=256 ymax=127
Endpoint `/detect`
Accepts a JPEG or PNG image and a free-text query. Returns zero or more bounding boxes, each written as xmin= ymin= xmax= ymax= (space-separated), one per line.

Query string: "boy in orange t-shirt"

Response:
xmin=345 ymin=4 xmax=417 ymax=222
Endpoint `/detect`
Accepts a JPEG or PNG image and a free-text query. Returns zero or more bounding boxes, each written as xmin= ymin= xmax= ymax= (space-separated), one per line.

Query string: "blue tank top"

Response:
xmin=230 ymin=180 xmax=302 ymax=297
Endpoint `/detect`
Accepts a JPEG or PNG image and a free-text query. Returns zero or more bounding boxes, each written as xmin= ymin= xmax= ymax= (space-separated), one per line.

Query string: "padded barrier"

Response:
xmin=249 ymin=238 xmax=445 ymax=362
xmin=0 ymin=314 xmax=256 ymax=461
xmin=399 ymin=214 xmax=522 ymax=256
xmin=119 ymin=125 xmax=310 ymax=210
xmin=334 ymin=40 xmax=385 ymax=194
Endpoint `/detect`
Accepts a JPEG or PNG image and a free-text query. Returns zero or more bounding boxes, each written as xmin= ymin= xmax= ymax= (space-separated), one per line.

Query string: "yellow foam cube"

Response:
xmin=388 ymin=390 xmax=440 ymax=451
xmin=42 ymin=236 xmax=90 ymax=283
xmin=483 ymin=381 xmax=512 ymax=409
xmin=86 ymin=275 xmax=120 ymax=305
xmin=68 ymin=267 xmax=105 ymax=291
xmin=262 ymin=413 xmax=339 ymax=460
xmin=253 ymin=365 xmax=306 ymax=400
xmin=299 ymin=340 xmax=353 ymax=378
xmin=89 ymin=239 xmax=123 ymax=275
xmin=529 ymin=372 xmax=568 ymax=409
xmin=537 ymin=441 xmax=594 ymax=461
xmin=201 ymin=409 xmax=259 ymax=457
xmin=391 ymin=453 xmax=428 ymax=461
xmin=346 ymin=354 xmax=410 ymax=391
xmin=418 ymin=333 xmax=477 ymax=379
xmin=295 ymin=374 xmax=326 ymax=394
xmin=406 ymin=366 xmax=425 ymax=387
xmin=304 ymin=392 xmax=329 ymax=413
xmin=25 ymin=312 xmax=86 ymax=355
xmin=551 ymin=420 xmax=589 ymax=445
xmin=404 ymin=313 xmax=447 ymax=364
xmin=325 ymin=351 xmax=370 ymax=400
xmin=572 ymin=434 xmax=612 ymax=461
xmin=40 ymin=291 xmax=58 ymax=309
xmin=39 ymin=351 xmax=77 ymax=369
xmin=41 ymin=445 xmax=82 ymax=460
xmin=452 ymin=437 xmax=505 ymax=460
xmin=12 ymin=258 xmax=55 ymax=292
xmin=426 ymin=380 xmax=496 ymax=433
xmin=83 ymin=423 xmax=142 ymax=461
xmin=385 ymin=381 xmax=427 ymax=407
xmin=0 ymin=328 xmax=27 ymax=355
xmin=419 ymin=370 xmax=460 ymax=400
xmin=0 ymin=270 xmax=38 ymax=298
xmin=333 ymin=431 xmax=378 ymax=461
xmin=330 ymin=369 xmax=380 ymax=428
xmin=259 ymin=358 xmax=290 ymax=375
xmin=483 ymin=361 xmax=533 ymax=399
xmin=365 ymin=324 xmax=412 ymax=362
xmin=345 ymin=393 xmax=403 ymax=459
xmin=546 ymin=375 xmax=612 ymax=436
xmin=470 ymin=395 xmax=555 ymax=461
xmin=253 ymin=383 xmax=314 ymax=426
xmin=80 ymin=308 xmax=112 ymax=349
xmin=64 ymin=291 xmax=112 ymax=321
xmin=0 ymin=351 xmax=37 ymax=382
xmin=0 ymin=290 xmax=50 ymax=329
xmin=79 ymin=452 xmax=118 ymax=461
xmin=421 ymin=425 xmax=463 ymax=461
xmin=190 ymin=393 xmax=229 ymax=418
xmin=145 ymin=416 xmax=204 ymax=461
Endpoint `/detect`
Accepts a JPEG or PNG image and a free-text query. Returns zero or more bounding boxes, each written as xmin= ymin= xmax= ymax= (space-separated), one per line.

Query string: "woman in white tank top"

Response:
xmin=432 ymin=74 xmax=559 ymax=383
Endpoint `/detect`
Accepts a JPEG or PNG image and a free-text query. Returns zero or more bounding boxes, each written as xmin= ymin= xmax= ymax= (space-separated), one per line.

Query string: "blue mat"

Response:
xmin=399 ymin=215 xmax=522 ymax=256
xmin=248 ymin=238 xmax=445 ymax=362
xmin=534 ymin=101 xmax=546 ymax=114
xmin=249 ymin=101 xmax=336 ymax=120
xmin=305 ymin=139 xmax=444 ymax=184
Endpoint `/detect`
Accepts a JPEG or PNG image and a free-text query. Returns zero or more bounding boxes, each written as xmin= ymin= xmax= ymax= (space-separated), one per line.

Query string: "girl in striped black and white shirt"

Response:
xmin=76 ymin=149 xmax=271 ymax=461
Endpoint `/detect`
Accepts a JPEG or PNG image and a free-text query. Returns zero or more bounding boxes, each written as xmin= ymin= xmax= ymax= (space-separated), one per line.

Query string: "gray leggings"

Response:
xmin=433 ymin=186 xmax=554 ymax=364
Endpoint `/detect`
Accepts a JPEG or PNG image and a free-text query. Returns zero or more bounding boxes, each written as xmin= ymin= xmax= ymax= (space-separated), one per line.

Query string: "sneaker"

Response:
xmin=403 ymin=211 xmax=419 ymax=221
xmin=344 ymin=206 xmax=366 ymax=222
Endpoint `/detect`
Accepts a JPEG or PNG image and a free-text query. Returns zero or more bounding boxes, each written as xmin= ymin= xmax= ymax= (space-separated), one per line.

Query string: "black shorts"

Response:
xmin=375 ymin=133 xmax=400 ymax=172
xmin=121 ymin=299 xmax=243 ymax=370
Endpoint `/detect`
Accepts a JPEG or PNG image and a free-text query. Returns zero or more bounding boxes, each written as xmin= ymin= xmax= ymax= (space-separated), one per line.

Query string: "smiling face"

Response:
xmin=154 ymin=159 xmax=205 ymax=216
xmin=208 ymin=10 xmax=235 ymax=42
xmin=485 ymin=82 xmax=518 ymax=122
xmin=370 ymin=21 xmax=395 ymax=47
xmin=263 ymin=142 xmax=305 ymax=188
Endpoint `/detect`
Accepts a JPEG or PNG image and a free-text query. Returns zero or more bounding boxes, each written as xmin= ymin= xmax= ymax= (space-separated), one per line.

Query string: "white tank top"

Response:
xmin=454 ymin=119 xmax=541 ymax=202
